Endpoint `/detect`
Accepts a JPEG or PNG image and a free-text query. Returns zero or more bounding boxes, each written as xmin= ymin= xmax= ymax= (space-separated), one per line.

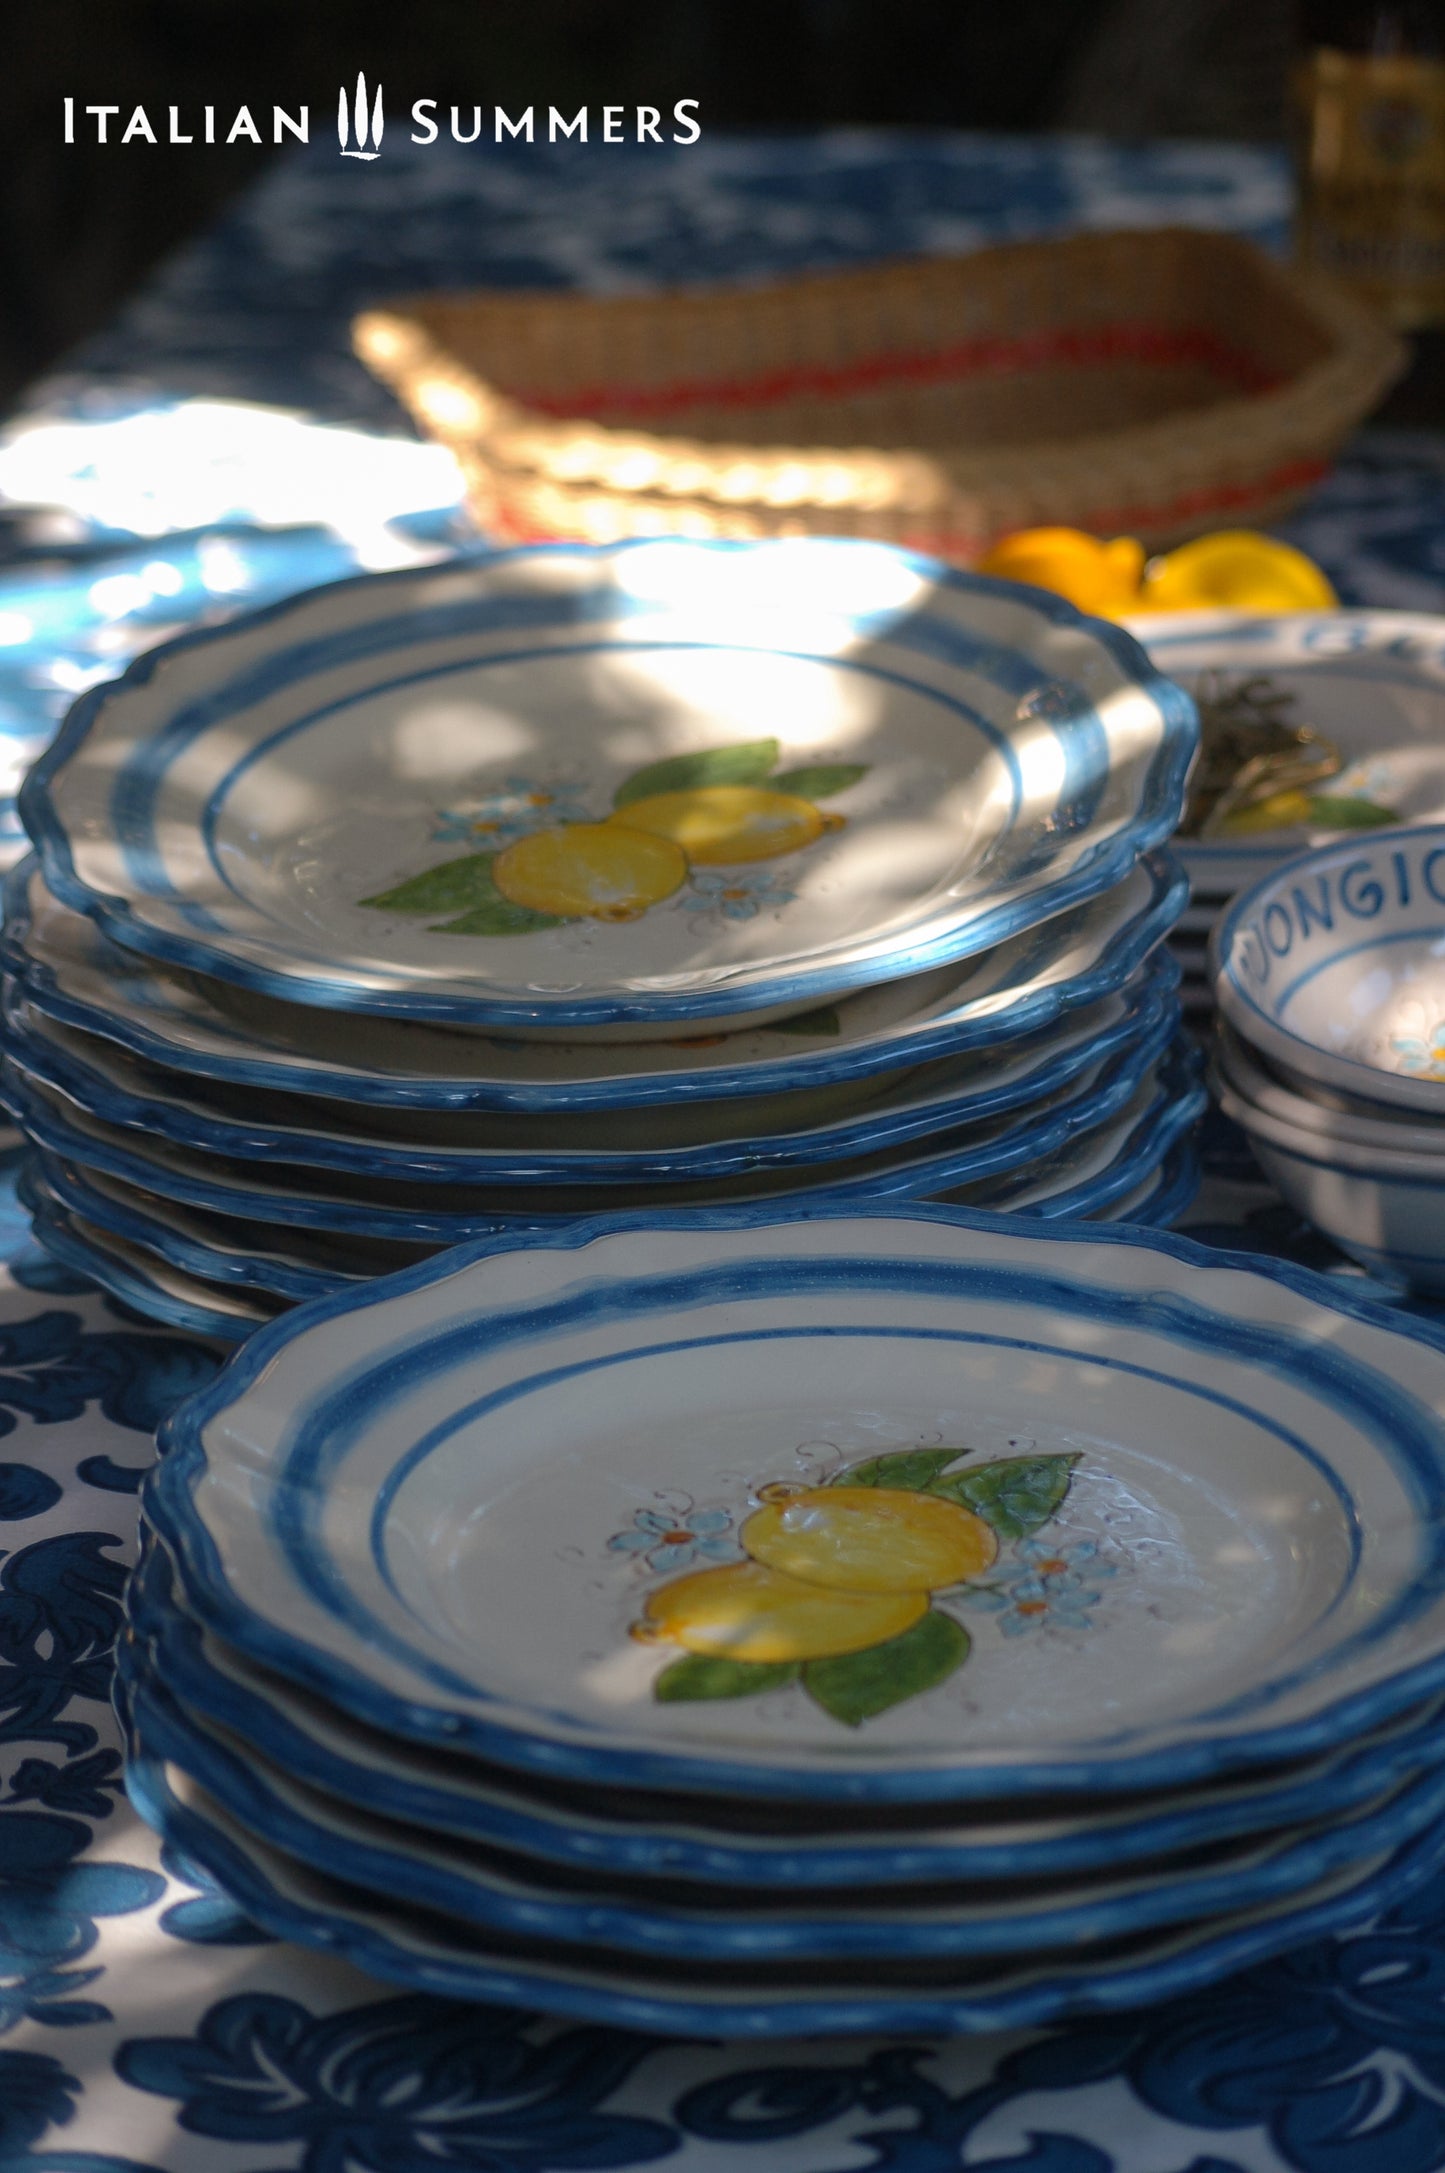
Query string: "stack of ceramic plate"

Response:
xmin=1210 ymin=823 xmax=1445 ymax=1293
xmin=118 ymin=1208 xmax=1445 ymax=2034
xmin=5 ymin=539 xmax=1202 ymax=1336
xmin=1130 ymin=609 xmax=1445 ymax=1018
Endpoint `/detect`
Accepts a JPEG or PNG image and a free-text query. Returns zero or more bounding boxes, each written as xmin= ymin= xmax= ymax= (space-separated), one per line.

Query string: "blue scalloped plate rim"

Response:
xmin=26 ymin=1062 xmax=1200 ymax=1305
xmin=15 ymin=1059 xmax=1201 ymax=1318
xmin=20 ymin=1173 xmax=262 ymax=1343
xmin=115 ymin=1619 xmax=1445 ymax=1966
xmin=124 ymin=1509 xmax=1429 ymax=1893
xmin=137 ymin=1197 xmax=1445 ymax=1807
xmin=1 ymin=1001 xmax=1182 ymax=1217
xmin=0 ymin=963 xmax=1178 ymax=1187
xmin=18 ymin=540 xmax=1199 ymax=1029
xmin=0 ymin=849 xmax=1188 ymax=1114
xmin=116 ymin=1677 xmax=1445 ymax=2039
xmin=3 ymin=1039 xmax=1195 ymax=1244
xmin=27 ymin=1152 xmax=355 ymax=1301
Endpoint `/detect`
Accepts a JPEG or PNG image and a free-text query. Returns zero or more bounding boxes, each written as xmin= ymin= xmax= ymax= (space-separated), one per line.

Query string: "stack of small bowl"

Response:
xmin=2 ymin=538 xmax=1204 ymax=1337
xmin=1212 ymin=823 xmax=1445 ymax=1292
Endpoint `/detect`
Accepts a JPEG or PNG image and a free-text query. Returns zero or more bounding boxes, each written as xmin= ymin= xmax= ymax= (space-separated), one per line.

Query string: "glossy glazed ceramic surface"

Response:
xmin=0 ymin=1005 xmax=1180 ymax=1229
xmin=22 ymin=541 xmax=1195 ymax=1032
xmin=1212 ymin=826 xmax=1445 ymax=1113
xmin=0 ymin=954 xmax=1177 ymax=1184
xmin=132 ymin=1528 xmax=1392 ymax=1893
xmin=115 ymin=1612 xmax=1445 ymax=1965
xmin=0 ymin=852 xmax=1188 ymax=1111
xmin=140 ymin=1208 xmax=1445 ymax=1802
xmin=117 ymin=1682 xmax=1445 ymax=2038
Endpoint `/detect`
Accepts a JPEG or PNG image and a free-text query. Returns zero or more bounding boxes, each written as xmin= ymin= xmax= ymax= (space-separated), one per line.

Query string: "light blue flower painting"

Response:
xmin=678 ymin=868 xmax=797 ymax=922
xmin=1391 ymin=1024 xmax=1445 ymax=1080
xmin=955 ymin=1537 xmax=1118 ymax=1636
xmin=431 ymin=778 xmax=593 ymax=847
xmin=607 ymin=1506 xmax=734 ymax=1573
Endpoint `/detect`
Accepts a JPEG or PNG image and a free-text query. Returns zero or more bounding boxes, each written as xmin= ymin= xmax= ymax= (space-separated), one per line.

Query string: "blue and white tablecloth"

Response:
xmin=3 ymin=130 xmax=1445 ymax=2173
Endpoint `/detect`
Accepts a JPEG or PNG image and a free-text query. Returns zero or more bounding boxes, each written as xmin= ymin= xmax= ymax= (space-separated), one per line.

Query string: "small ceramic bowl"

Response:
xmin=1211 ymin=824 xmax=1445 ymax=1117
xmin=1212 ymin=1048 xmax=1445 ymax=1290
xmin=1215 ymin=1020 xmax=1445 ymax=1157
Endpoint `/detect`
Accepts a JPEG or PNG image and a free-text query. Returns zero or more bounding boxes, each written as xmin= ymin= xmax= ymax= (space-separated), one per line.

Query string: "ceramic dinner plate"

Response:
xmin=28 ymin=1060 xmax=1199 ymax=1311
xmin=956 ymin=1066 xmax=1201 ymax=1223
xmin=23 ymin=1178 xmax=279 ymax=1341
xmin=119 ymin=1702 xmax=1445 ymax=2037
xmin=1134 ymin=609 xmax=1445 ymax=896
xmin=116 ymin=1624 xmax=1445 ymax=1965
xmin=127 ymin=1535 xmax=1442 ymax=1891
xmin=1 ymin=997 xmax=1179 ymax=1221
xmin=20 ymin=1112 xmax=1200 ymax=1344
xmin=33 ymin=1152 xmax=426 ymax=1295
xmin=24 ymin=1142 xmax=1190 ymax=1344
xmin=1 ymin=957 xmax=1177 ymax=1184
xmin=1 ymin=852 xmax=1187 ymax=1114
xmin=16 ymin=1059 xmax=1201 ymax=1323
xmin=3 ymin=1033 xmax=1190 ymax=1239
xmin=140 ymin=1205 xmax=1445 ymax=1803
xmin=21 ymin=540 xmax=1195 ymax=1035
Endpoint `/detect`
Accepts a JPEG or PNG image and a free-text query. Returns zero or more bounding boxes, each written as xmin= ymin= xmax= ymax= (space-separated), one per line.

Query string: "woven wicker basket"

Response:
xmin=354 ymin=227 xmax=1403 ymax=562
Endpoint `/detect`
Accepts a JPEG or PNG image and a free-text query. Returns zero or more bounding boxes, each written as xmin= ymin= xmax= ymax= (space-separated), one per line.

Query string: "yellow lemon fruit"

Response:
xmin=976 ymin=529 xmax=1147 ymax=615
xmin=1138 ymin=532 xmax=1337 ymax=613
xmin=612 ymin=785 xmax=826 ymax=864
xmin=638 ymin=1559 xmax=926 ymax=1663
xmin=740 ymin=1485 xmax=997 ymax=1594
xmin=492 ymin=823 xmax=686 ymax=921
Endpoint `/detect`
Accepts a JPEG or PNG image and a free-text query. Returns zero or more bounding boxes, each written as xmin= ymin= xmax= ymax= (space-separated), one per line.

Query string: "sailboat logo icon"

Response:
xmin=338 ymin=72 xmax=383 ymax=159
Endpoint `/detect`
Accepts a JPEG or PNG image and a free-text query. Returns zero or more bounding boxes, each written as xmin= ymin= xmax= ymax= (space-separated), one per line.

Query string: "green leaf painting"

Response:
xmin=1304 ymin=796 xmax=1398 ymax=830
xmin=832 ymin=1447 xmax=971 ymax=1493
xmin=360 ymin=853 xmax=510 ymax=916
xmin=429 ymin=901 xmax=566 ymax=936
xmin=930 ymin=1454 xmax=1082 ymax=1541
xmin=803 ymin=1610 xmax=970 ymax=1727
xmin=612 ymin=740 xmax=781 ymax=809
xmin=361 ymin=852 xmax=565 ymax=936
xmin=653 ymin=1655 xmax=800 ymax=1703
xmin=772 ymin=764 xmax=869 ymax=800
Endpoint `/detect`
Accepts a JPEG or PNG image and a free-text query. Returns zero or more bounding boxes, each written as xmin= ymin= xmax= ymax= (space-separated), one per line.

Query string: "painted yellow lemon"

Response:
xmin=740 ymin=1485 xmax=997 ymax=1594
xmin=492 ymin=823 xmax=686 ymax=921
xmin=636 ymin=1559 xmax=926 ymax=1663
xmin=612 ymin=785 xmax=827 ymax=865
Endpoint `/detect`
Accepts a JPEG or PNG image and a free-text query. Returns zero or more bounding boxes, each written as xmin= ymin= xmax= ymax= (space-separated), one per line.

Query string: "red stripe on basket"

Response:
xmin=518 ymin=323 xmax=1283 ymax=420
xmin=1065 ymin=457 xmax=1332 ymax=537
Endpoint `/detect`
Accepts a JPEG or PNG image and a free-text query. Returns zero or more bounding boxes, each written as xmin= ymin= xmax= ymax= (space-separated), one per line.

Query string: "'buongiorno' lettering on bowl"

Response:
xmin=1234 ymin=835 xmax=1445 ymax=993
